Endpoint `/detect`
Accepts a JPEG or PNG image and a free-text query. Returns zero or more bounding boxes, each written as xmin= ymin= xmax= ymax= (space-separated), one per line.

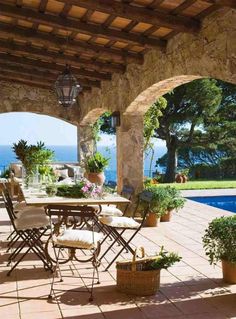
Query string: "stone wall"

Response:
xmin=0 ymin=81 xmax=80 ymax=125
xmin=79 ymin=7 xmax=236 ymax=118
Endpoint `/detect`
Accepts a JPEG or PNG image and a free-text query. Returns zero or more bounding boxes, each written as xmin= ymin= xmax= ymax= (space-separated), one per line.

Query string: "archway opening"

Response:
xmin=0 ymin=112 xmax=77 ymax=174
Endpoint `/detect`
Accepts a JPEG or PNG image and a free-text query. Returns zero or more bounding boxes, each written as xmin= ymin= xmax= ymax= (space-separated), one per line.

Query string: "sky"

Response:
xmin=0 ymin=112 xmax=166 ymax=148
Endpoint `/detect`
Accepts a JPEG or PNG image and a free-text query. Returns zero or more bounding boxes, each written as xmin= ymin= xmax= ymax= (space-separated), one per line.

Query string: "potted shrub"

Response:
xmin=161 ymin=186 xmax=186 ymax=222
xmin=116 ymin=246 xmax=181 ymax=296
xmin=84 ymin=152 xmax=109 ymax=186
xmin=203 ymin=216 xmax=236 ymax=284
xmin=141 ymin=186 xmax=170 ymax=227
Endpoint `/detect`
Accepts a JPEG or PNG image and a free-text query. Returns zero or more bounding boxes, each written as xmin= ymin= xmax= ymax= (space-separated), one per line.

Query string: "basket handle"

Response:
xmin=131 ymin=246 xmax=146 ymax=271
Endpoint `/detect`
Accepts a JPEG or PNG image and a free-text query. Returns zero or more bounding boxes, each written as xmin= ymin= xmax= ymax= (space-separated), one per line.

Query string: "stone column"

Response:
xmin=77 ymin=124 xmax=95 ymax=162
xmin=116 ymin=114 xmax=144 ymax=195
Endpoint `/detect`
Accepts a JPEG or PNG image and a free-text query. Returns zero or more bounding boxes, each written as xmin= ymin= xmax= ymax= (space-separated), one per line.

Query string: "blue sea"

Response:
xmin=0 ymin=145 xmax=166 ymax=182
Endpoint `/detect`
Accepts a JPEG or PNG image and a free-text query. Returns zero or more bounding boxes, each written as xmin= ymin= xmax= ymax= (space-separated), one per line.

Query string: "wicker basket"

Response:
xmin=116 ymin=247 xmax=161 ymax=296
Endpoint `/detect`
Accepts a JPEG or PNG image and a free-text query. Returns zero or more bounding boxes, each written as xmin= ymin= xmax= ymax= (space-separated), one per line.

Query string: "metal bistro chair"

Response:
xmin=45 ymin=205 xmax=103 ymax=302
xmin=2 ymin=189 xmax=52 ymax=276
xmin=98 ymin=190 xmax=153 ymax=270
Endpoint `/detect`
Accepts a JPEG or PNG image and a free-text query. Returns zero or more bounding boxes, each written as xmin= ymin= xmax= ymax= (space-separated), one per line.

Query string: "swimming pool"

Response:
xmin=188 ymin=196 xmax=236 ymax=213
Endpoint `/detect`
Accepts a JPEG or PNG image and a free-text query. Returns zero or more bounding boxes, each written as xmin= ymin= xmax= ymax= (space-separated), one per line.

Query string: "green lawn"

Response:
xmin=158 ymin=180 xmax=236 ymax=190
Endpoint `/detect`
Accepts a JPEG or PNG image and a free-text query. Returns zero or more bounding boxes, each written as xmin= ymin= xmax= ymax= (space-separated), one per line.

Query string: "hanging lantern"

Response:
xmin=55 ymin=64 xmax=81 ymax=107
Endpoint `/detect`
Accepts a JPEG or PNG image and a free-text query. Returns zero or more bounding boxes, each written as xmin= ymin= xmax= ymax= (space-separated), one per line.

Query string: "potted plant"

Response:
xmin=12 ymin=140 xmax=54 ymax=187
xmin=161 ymin=186 xmax=186 ymax=222
xmin=203 ymin=216 xmax=236 ymax=284
xmin=84 ymin=152 xmax=109 ymax=186
xmin=116 ymin=246 xmax=181 ymax=296
xmin=141 ymin=186 xmax=170 ymax=227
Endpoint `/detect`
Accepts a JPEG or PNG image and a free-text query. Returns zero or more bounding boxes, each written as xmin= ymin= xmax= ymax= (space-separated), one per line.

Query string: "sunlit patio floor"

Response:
xmin=0 ymin=199 xmax=236 ymax=319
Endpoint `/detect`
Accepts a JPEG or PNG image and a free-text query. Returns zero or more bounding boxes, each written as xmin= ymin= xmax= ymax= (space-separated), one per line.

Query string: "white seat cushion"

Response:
xmin=90 ymin=205 xmax=123 ymax=216
xmin=99 ymin=216 xmax=140 ymax=228
xmin=54 ymin=229 xmax=103 ymax=249
xmin=14 ymin=214 xmax=49 ymax=231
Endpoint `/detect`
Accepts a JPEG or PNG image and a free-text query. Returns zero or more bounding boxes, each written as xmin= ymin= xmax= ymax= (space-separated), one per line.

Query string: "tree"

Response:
xmin=153 ymin=79 xmax=222 ymax=182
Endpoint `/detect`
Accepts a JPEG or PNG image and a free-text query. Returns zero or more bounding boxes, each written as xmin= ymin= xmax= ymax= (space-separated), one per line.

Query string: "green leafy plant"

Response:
xmin=56 ymin=180 xmax=102 ymax=198
xmin=147 ymin=246 xmax=182 ymax=270
xmin=140 ymin=186 xmax=170 ymax=217
xmin=164 ymin=186 xmax=186 ymax=211
xmin=203 ymin=216 xmax=236 ymax=265
xmin=84 ymin=152 xmax=109 ymax=173
xmin=12 ymin=140 xmax=54 ymax=186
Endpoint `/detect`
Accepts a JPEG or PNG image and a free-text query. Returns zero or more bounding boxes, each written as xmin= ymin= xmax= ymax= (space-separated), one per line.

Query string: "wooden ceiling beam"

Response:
xmin=0 ymin=52 xmax=111 ymax=81
xmin=0 ymin=69 xmax=91 ymax=91
xmin=57 ymin=0 xmax=200 ymax=32
xmin=0 ymin=23 xmax=143 ymax=64
xmin=0 ymin=63 xmax=101 ymax=87
xmin=0 ymin=75 xmax=53 ymax=90
xmin=204 ymin=0 xmax=236 ymax=8
xmin=0 ymin=39 xmax=125 ymax=73
xmin=38 ymin=0 xmax=48 ymax=13
xmin=0 ymin=2 xmax=166 ymax=48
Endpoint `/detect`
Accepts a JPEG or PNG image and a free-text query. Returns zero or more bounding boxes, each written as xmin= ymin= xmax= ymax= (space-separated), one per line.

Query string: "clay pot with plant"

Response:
xmin=203 ymin=216 xmax=236 ymax=284
xmin=84 ymin=152 xmax=109 ymax=186
xmin=140 ymin=187 xmax=170 ymax=227
xmin=161 ymin=186 xmax=186 ymax=222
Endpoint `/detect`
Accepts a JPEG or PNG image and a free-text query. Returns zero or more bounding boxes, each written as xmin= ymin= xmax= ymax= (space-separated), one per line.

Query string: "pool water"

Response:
xmin=188 ymin=196 xmax=236 ymax=213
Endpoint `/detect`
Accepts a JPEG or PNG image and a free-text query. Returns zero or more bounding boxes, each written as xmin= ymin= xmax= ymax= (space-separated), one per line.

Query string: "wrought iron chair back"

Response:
xmin=45 ymin=204 xmax=102 ymax=302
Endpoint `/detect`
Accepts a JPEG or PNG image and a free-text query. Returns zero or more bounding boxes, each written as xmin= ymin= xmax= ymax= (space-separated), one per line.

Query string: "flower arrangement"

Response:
xmin=56 ymin=179 xmax=102 ymax=198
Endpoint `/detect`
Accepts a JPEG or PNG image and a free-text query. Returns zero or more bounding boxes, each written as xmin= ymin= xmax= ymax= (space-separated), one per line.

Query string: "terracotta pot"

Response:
xmin=86 ymin=172 xmax=105 ymax=186
xmin=181 ymin=175 xmax=188 ymax=183
xmin=222 ymin=260 xmax=236 ymax=284
xmin=145 ymin=212 xmax=159 ymax=227
xmin=175 ymin=174 xmax=183 ymax=183
xmin=160 ymin=210 xmax=173 ymax=222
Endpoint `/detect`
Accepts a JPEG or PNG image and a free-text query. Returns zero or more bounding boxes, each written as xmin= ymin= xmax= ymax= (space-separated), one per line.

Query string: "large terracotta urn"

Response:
xmin=86 ymin=172 xmax=105 ymax=186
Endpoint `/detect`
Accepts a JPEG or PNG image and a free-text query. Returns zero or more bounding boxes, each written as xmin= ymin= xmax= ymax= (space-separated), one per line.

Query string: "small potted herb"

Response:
xmin=161 ymin=186 xmax=186 ymax=222
xmin=84 ymin=152 xmax=109 ymax=186
xmin=203 ymin=215 xmax=236 ymax=283
xmin=140 ymin=186 xmax=170 ymax=227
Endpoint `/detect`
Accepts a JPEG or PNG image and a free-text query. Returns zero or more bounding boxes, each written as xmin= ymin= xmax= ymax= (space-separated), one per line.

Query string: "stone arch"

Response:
xmin=125 ymin=75 xmax=202 ymax=115
xmin=79 ymin=107 xmax=108 ymax=126
xmin=0 ymin=81 xmax=80 ymax=125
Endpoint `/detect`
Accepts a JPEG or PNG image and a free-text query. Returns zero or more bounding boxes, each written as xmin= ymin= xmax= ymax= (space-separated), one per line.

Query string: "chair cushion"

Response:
xmin=16 ymin=206 xmax=46 ymax=218
xmin=14 ymin=214 xmax=49 ymax=230
xmin=54 ymin=229 xmax=103 ymax=249
xmin=99 ymin=216 xmax=140 ymax=228
xmin=90 ymin=205 xmax=123 ymax=216
xmin=100 ymin=205 xmax=123 ymax=217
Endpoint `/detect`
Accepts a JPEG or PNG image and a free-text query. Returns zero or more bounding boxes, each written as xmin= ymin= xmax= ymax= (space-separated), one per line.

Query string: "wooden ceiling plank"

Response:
xmin=0 ymin=63 xmax=101 ymax=87
xmin=56 ymin=0 xmax=200 ymax=32
xmin=123 ymin=20 xmax=138 ymax=32
xmin=0 ymin=2 xmax=166 ymax=48
xmin=0 ymin=73 xmax=92 ymax=91
xmin=0 ymin=52 xmax=111 ymax=80
xmin=171 ymin=0 xmax=198 ymax=15
xmin=0 ymin=22 xmax=143 ymax=64
xmin=0 ymin=39 xmax=125 ymax=73
xmin=148 ymin=0 xmax=165 ymax=8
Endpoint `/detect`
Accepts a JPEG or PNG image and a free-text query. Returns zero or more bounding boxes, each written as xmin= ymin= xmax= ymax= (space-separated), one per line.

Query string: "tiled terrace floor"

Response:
xmin=0 ymin=199 xmax=236 ymax=319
